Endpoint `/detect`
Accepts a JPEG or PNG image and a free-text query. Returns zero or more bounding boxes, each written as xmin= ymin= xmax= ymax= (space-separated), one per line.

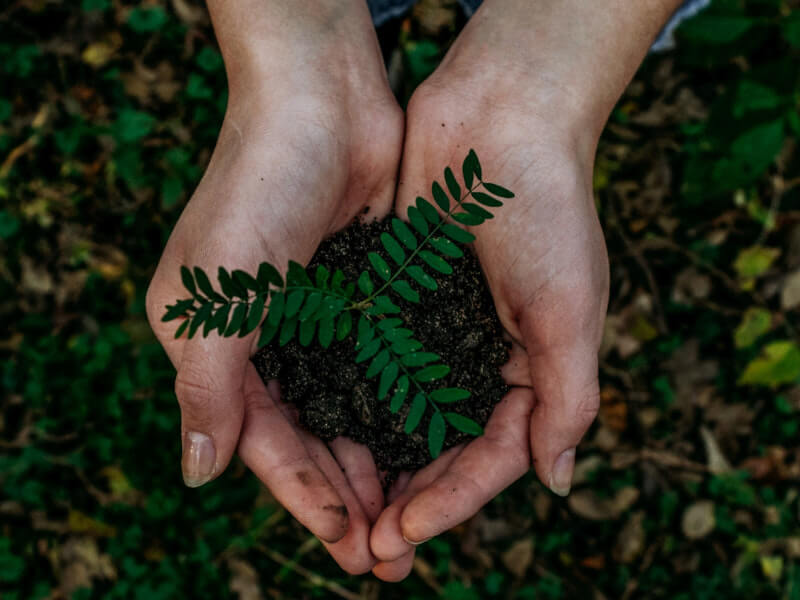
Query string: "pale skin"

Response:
xmin=146 ymin=0 xmax=683 ymax=581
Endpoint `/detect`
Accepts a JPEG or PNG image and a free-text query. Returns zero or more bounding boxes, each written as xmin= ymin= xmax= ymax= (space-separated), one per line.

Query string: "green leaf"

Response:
xmin=180 ymin=266 xmax=196 ymax=296
xmin=463 ymin=148 xmax=482 ymax=186
xmin=299 ymin=318 xmax=316 ymax=346
xmin=257 ymin=263 xmax=283 ymax=288
xmin=738 ymin=340 xmax=800 ymax=387
xmin=444 ymin=412 xmax=483 ymax=435
xmin=279 ymin=317 xmax=298 ymax=346
xmin=368 ymin=252 xmax=392 ymax=281
xmin=390 ymin=376 xmax=410 ymax=412
xmin=163 ymin=299 xmax=194 ymax=322
xmin=408 ymin=206 xmax=429 ymax=236
xmin=210 ymin=303 xmax=230 ymax=334
xmin=219 ymin=267 xmax=245 ymax=298
xmin=127 ymin=6 xmax=168 ymax=32
xmin=483 ymin=182 xmax=514 ymax=198
xmin=378 ymin=362 xmax=400 ymax=400
xmin=407 ymin=265 xmax=438 ymax=291
xmin=462 ymin=202 xmax=494 ymax=219
xmin=392 ymin=339 xmax=423 ymax=354
xmin=401 ymin=352 xmax=440 ymax=367
xmin=428 ymin=412 xmax=446 ymax=458
xmin=318 ymin=316 xmax=335 ymax=348
xmin=367 ymin=350 xmax=391 ymax=378
xmin=442 ymin=223 xmax=475 ymax=244
xmin=420 ymin=251 xmax=452 ymax=275
xmin=384 ymin=327 xmax=413 ymax=341
xmin=358 ymin=271 xmax=374 ymax=296
xmin=194 ymin=266 xmax=218 ymax=300
xmin=315 ymin=265 xmax=330 ymax=289
xmin=404 ymin=393 xmax=427 ymax=433
xmin=453 ymin=212 xmax=484 ymax=226
xmin=678 ymin=15 xmax=754 ymax=44
xmin=241 ymin=299 xmax=264 ymax=336
xmin=368 ymin=295 xmax=401 ymax=315
xmin=225 ymin=302 xmax=248 ymax=336
xmin=471 ymin=191 xmax=503 ymax=207
xmin=231 ymin=269 xmax=258 ymax=293
xmin=287 ymin=260 xmax=312 ymax=286
xmin=257 ymin=319 xmax=279 ymax=347
xmin=734 ymin=308 xmax=772 ymax=349
xmin=266 ymin=292 xmax=285 ymax=327
xmin=356 ymin=338 xmax=381 ymax=363
xmin=381 ymin=232 xmax=406 ymax=266
xmin=285 ymin=290 xmax=305 ymax=318
xmin=430 ymin=388 xmax=471 ymax=403
xmin=783 ymin=13 xmax=800 ymax=48
xmin=416 ymin=364 xmax=451 ymax=382
xmin=734 ymin=80 xmax=783 ymax=118
xmin=173 ymin=319 xmax=189 ymax=339
xmin=733 ymin=246 xmax=780 ymax=279
xmin=430 ymin=237 xmax=463 ymax=258
xmin=416 ymin=197 xmax=440 ymax=224
xmin=356 ymin=315 xmax=374 ymax=347
xmin=432 ymin=181 xmax=450 ymax=212
xmin=444 ymin=167 xmax=461 ymax=203
xmin=391 ymin=280 xmax=420 ymax=303
xmin=299 ymin=292 xmax=322 ymax=321
xmin=336 ymin=312 xmax=353 ymax=341
xmin=331 ymin=269 xmax=345 ymax=292
xmin=392 ymin=218 xmax=418 ymax=250
xmin=377 ymin=318 xmax=403 ymax=332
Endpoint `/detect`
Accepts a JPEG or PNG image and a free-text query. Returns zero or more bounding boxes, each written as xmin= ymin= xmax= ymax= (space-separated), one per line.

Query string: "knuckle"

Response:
xmin=574 ymin=386 xmax=601 ymax=425
xmin=174 ymin=364 xmax=220 ymax=418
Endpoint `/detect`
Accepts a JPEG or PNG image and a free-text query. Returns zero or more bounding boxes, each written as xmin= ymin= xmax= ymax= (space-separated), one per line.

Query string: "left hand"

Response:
xmin=367 ymin=34 xmax=611 ymax=584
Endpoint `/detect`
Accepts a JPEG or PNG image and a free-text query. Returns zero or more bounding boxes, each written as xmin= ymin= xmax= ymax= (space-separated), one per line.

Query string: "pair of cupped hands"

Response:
xmin=146 ymin=4 xmax=609 ymax=581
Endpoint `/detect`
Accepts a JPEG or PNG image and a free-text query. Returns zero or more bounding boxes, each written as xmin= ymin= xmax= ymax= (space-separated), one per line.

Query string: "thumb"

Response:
xmin=522 ymin=316 xmax=600 ymax=497
xmin=174 ymin=334 xmax=249 ymax=487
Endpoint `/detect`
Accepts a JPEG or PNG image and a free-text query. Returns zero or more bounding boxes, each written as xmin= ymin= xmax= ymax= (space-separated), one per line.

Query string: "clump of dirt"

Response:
xmin=252 ymin=216 xmax=508 ymax=479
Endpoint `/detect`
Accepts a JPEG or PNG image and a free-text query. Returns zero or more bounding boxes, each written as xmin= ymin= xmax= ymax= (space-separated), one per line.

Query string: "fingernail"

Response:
xmin=549 ymin=448 xmax=576 ymax=497
xmin=403 ymin=535 xmax=432 ymax=546
xmin=182 ymin=431 xmax=216 ymax=488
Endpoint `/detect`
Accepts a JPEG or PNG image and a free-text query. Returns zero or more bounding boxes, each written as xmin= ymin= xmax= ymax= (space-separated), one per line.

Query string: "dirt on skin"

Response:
xmin=252 ymin=216 xmax=509 ymax=480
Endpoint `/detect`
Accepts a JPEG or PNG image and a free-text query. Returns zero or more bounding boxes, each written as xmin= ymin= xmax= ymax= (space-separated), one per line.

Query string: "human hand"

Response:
xmin=146 ymin=0 xmax=402 ymax=574
xmin=367 ymin=0 xmax=686 ymax=579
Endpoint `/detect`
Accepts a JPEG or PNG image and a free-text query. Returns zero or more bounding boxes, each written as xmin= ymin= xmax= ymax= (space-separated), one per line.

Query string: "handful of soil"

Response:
xmin=252 ymin=216 xmax=509 ymax=479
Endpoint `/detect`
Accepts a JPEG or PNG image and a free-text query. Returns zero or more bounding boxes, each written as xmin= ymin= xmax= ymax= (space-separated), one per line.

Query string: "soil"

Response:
xmin=252 ymin=216 xmax=509 ymax=480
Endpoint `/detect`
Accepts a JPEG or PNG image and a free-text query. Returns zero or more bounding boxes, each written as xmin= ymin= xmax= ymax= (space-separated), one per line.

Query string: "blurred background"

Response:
xmin=1 ymin=0 xmax=799 ymax=598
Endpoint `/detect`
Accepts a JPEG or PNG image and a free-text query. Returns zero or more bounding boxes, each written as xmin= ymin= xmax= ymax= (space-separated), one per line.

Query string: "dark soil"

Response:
xmin=252 ymin=216 xmax=509 ymax=479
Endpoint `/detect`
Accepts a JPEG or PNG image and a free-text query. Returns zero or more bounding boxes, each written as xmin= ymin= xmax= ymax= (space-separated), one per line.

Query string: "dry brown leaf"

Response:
xmin=781 ymin=270 xmax=800 ymax=310
xmin=501 ymin=538 xmax=534 ymax=578
xmin=53 ymin=537 xmax=116 ymax=596
xmin=700 ymin=426 xmax=732 ymax=475
xmin=228 ymin=558 xmax=264 ymax=600
xmin=613 ymin=511 xmax=645 ymax=564
xmin=681 ymin=501 xmax=715 ymax=539
xmin=568 ymin=487 xmax=639 ymax=520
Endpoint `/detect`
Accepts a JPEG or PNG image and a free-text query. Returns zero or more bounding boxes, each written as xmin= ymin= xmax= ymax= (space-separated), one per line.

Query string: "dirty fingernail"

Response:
xmin=182 ymin=431 xmax=216 ymax=488
xmin=403 ymin=535 xmax=432 ymax=546
xmin=549 ymin=447 xmax=575 ymax=497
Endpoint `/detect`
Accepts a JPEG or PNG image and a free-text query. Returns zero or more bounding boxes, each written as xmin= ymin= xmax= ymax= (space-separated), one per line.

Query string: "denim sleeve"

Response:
xmin=368 ymin=0 xmax=710 ymax=52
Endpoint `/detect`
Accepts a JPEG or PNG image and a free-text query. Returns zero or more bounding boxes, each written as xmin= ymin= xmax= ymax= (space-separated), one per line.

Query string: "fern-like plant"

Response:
xmin=162 ymin=149 xmax=514 ymax=458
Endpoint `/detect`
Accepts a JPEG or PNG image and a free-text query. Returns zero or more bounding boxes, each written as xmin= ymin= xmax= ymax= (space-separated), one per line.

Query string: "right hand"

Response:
xmin=146 ymin=2 xmax=403 ymax=574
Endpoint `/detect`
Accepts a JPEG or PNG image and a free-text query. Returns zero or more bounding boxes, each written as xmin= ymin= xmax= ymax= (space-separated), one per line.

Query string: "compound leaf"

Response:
xmin=299 ymin=292 xmax=322 ymax=321
xmin=180 ymin=266 xmax=196 ymax=296
xmin=358 ymin=271 xmax=374 ymax=296
xmin=430 ymin=236 xmax=463 ymax=258
xmin=225 ymin=302 xmax=248 ymax=336
xmin=430 ymin=388 xmax=471 ymax=403
xmin=298 ymin=318 xmax=316 ymax=346
xmin=266 ymin=292 xmax=285 ymax=327
xmin=483 ymin=182 xmax=514 ymax=198
xmin=257 ymin=319 xmax=279 ymax=347
xmin=287 ymin=260 xmax=312 ymax=286
xmin=390 ymin=376 xmax=410 ymax=413
xmin=378 ymin=362 xmax=399 ymax=400
xmin=241 ymin=299 xmax=264 ymax=336
xmin=471 ymin=191 xmax=503 ymax=207
xmin=279 ymin=317 xmax=298 ymax=347
xmin=442 ymin=223 xmax=475 ymax=244
xmin=356 ymin=338 xmax=381 ymax=363
xmin=367 ymin=349 xmax=390 ymax=378
xmin=416 ymin=197 xmax=440 ymax=224
xmin=452 ymin=212 xmax=484 ymax=226
xmin=401 ymin=352 xmax=440 ymax=367
xmin=285 ymin=289 xmax=305 ymax=318
xmin=420 ymin=251 xmax=452 ymax=275
xmin=318 ymin=316 xmax=335 ymax=348
xmin=407 ymin=265 xmax=438 ymax=291
xmin=462 ymin=202 xmax=494 ymax=219
xmin=408 ymin=205 xmax=429 ymax=236
xmin=233 ymin=269 xmax=259 ymax=292
xmin=336 ymin=311 xmax=353 ymax=341
xmin=257 ymin=262 xmax=283 ymax=288
xmin=444 ymin=167 xmax=461 ymax=203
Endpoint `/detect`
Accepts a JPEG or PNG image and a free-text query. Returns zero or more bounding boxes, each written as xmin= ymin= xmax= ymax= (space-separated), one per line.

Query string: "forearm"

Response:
xmin=205 ymin=0 xmax=386 ymax=102
xmin=439 ymin=0 xmax=682 ymax=144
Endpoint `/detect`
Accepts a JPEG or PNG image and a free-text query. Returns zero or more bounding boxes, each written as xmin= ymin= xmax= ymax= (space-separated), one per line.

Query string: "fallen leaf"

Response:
xmin=228 ymin=558 xmax=264 ymax=600
xmin=739 ymin=340 xmax=800 ymax=387
xmin=700 ymin=426 xmax=732 ymax=475
xmin=781 ymin=270 xmax=800 ymax=309
xmin=502 ymin=538 xmax=534 ymax=578
xmin=733 ymin=246 xmax=780 ymax=280
xmin=734 ymin=307 xmax=772 ymax=348
xmin=568 ymin=487 xmax=639 ymax=520
xmin=681 ymin=501 xmax=715 ymax=539
xmin=81 ymin=42 xmax=115 ymax=68
xmin=613 ymin=511 xmax=645 ymax=564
